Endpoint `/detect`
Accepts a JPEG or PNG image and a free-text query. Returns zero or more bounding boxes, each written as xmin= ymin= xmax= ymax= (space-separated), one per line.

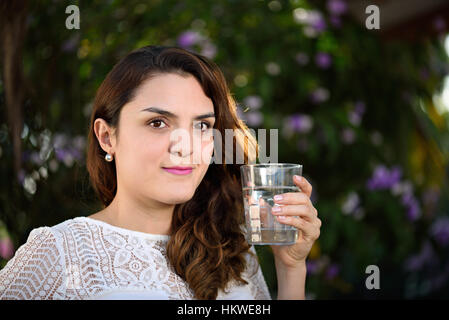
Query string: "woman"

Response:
xmin=0 ymin=45 xmax=321 ymax=300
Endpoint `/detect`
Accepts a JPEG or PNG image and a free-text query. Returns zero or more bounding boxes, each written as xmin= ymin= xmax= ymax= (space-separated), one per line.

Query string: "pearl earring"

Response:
xmin=105 ymin=153 xmax=113 ymax=162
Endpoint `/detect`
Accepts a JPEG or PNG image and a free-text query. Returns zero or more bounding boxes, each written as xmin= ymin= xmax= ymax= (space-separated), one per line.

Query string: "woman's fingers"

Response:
xmin=271 ymin=204 xmax=317 ymax=220
xmin=276 ymin=215 xmax=320 ymax=241
xmin=293 ymin=175 xmax=313 ymax=198
xmin=273 ymin=191 xmax=310 ymax=205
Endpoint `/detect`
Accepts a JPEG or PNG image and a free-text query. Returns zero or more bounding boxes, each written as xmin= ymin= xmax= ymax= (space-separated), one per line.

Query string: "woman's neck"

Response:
xmin=89 ymin=190 xmax=175 ymax=236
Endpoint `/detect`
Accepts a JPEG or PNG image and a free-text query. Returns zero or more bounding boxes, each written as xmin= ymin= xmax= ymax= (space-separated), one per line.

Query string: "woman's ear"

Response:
xmin=94 ymin=118 xmax=116 ymax=155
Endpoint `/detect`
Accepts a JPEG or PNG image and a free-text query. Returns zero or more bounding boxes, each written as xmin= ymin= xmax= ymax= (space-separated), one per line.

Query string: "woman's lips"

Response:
xmin=162 ymin=167 xmax=193 ymax=175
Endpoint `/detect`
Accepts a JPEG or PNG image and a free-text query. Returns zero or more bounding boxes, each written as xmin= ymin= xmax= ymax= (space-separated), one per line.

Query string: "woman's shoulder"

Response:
xmin=49 ymin=215 xmax=117 ymax=235
xmin=51 ymin=215 xmax=92 ymax=232
xmin=22 ymin=216 xmax=106 ymax=252
xmin=50 ymin=215 xmax=171 ymax=245
xmin=35 ymin=216 xmax=91 ymax=240
xmin=16 ymin=217 xmax=90 ymax=254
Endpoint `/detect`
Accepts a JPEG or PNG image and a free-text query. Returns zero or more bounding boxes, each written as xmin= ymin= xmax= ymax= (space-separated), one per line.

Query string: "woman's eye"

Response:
xmin=148 ymin=119 xmax=211 ymax=131
xmin=148 ymin=119 xmax=167 ymax=129
xmin=196 ymin=121 xmax=212 ymax=131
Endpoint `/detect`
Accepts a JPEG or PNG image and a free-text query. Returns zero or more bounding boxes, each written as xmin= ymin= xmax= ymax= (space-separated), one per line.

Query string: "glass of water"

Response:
xmin=240 ymin=163 xmax=303 ymax=245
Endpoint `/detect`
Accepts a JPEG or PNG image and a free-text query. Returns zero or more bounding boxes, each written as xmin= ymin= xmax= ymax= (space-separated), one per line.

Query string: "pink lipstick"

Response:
xmin=162 ymin=167 xmax=193 ymax=175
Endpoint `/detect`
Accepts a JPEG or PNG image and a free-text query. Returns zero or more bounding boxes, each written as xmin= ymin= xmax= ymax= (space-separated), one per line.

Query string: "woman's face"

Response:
xmin=100 ymin=73 xmax=216 ymax=205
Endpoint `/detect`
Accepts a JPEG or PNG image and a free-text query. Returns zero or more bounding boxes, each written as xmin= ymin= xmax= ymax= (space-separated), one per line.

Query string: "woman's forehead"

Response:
xmin=127 ymin=74 xmax=214 ymax=115
xmin=138 ymin=74 xmax=209 ymax=98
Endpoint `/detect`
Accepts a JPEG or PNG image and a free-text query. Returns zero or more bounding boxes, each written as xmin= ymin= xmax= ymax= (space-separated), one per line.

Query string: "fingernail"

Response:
xmin=274 ymin=195 xmax=283 ymax=201
xmin=272 ymin=206 xmax=281 ymax=213
xmin=294 ymin=175 xmax=302 ymax=182
xmin=278 ymin=215 xmax=286 ymax=220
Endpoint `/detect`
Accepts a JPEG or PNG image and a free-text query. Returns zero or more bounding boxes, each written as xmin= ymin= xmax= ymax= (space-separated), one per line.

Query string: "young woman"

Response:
xmin=0 ymin=45 xmax=321 ymax=300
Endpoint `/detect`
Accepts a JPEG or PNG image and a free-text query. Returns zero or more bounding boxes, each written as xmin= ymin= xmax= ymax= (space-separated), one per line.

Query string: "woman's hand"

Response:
xmin=270 ymin=175 xmax=321 ymax=269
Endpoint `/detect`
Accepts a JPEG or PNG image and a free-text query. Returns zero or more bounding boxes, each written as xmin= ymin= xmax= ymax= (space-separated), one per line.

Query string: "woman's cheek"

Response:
xmin=200 ymin=139 xmax=214 ymax=165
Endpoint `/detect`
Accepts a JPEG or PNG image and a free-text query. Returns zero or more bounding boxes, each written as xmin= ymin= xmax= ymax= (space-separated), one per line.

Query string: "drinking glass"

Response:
xmin=240 ymin=163 xmax=303 ymax=245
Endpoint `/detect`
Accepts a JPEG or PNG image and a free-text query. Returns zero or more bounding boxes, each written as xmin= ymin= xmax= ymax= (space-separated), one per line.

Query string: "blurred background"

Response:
xmin=1 ymin=0 xmax=449 ymax=299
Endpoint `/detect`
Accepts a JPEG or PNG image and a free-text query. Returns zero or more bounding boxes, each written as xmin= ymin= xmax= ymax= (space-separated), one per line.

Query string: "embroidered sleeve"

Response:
xmin=0 ymin=227 xmax=67 ymax=299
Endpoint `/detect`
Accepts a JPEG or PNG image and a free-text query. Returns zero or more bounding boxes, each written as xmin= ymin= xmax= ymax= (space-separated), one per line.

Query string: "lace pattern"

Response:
xmin=0 ymin=217 xmax=272 ymax=300
xmin=0 ymin=227 xmax=66 ymax=299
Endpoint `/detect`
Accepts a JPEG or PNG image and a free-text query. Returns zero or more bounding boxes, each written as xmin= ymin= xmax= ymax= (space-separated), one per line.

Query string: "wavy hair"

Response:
xmin=86 ymin=45 xmax=259 ymax=299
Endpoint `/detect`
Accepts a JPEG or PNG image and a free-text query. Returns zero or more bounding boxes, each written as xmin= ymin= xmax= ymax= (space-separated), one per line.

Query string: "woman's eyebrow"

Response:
xmin=140 ymin=106 xmax=215 ymax=120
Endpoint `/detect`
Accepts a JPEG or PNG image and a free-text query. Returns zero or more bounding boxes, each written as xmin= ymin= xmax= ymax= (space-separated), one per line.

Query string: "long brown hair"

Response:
xmin=86 ymin=45 xmax=259 ymax=299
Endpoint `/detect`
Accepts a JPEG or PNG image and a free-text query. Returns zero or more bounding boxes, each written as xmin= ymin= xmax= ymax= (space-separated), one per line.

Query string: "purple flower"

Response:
xmin=30 ymin=152 xmax=43 ymax=166
xmin=367 ymin=165 xmax=389 ymax=190
xmin=288 ymin=114 xmax=302 ymax=130
xmin=246 ymin=111 xmax=263 ymax=127
xmin=61 ymin=33 xmax=80 ymax=53
xmin=325 ymin=263 xmax=340 ymax=280
xmin=315 ymin=52 xmax=332 ymax=69
xmin=348 ymin=101 xmax=366 ymax=126
xmin=404 ymin=241 xmax=436 ymax=272
xmin=55 ymin=148 xmax=68 ymax=162
xmin=52 ymin=133 xmax=69 ymax=149
xmin=329 ymin=15 xmax=342 ymax=28
xmin=200 ymin=41 xmax=217 ymax=59
xmin=17 ymin=169 xmax=25 ymax=185
xmin=366 ymin=165 xmax=402 ymax=190
xmin=306 ymin=260 xmax=319 ymax=275
xmin=327 ymin=0 xmax=347 ymax=16
xmin=401 ymin=192 xmax=413 ymax=207
xmin=400 ymin=190 xmax=421 ymax=222
xmin=311 ymin=16 xmax=327 ymax=33
xmin=389 ymin=166 xmax=402 ymax=186
xmin=177 ymin=31 xmax=202 ymax=48
xmin=341 ymin=128 xmax=355 ymax=144
xmin=354 ymin=101 xmax=366 ymax=116
xmin=406 ymin=200 xmax=421 ymax=221
xmin=287 ymin=114 xmax=313 ymax=133
xmin=72 ymin=135 xmax=86 ymax=150
xmin=430 ymin=217 xmax=449 ymax=247
xmin=310 ymin=88 xmax=330 ymax=104
xmin=294 ymin=10 xmax=327 ymax=36
xmin=243 ymin=95 xmax=263 ymax=110
xmin=348 ymin=112 xmax=361 ymax=126
xmin=0 ymin=237 xmax=14 ymax=260
xmin=67 ymin=147 xmax=83 ymax=160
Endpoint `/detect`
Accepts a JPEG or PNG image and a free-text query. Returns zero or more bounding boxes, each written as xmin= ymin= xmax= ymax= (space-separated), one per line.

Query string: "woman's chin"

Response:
xmin=165 ymin=193 xmax=194 ymax=204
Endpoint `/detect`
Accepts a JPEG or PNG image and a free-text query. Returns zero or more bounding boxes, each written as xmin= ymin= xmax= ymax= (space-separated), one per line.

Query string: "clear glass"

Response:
xmin=240 ymin=163 xmax=303 ymax=245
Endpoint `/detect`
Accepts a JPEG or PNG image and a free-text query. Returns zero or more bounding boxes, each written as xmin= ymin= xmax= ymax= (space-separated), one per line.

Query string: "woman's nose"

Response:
xmin=169 ymin=128 xmax=194 ymax=158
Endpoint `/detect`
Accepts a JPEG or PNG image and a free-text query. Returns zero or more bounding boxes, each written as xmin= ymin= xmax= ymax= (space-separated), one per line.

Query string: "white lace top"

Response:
xmin=0 ymin=216 xmax=272 ymax=300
